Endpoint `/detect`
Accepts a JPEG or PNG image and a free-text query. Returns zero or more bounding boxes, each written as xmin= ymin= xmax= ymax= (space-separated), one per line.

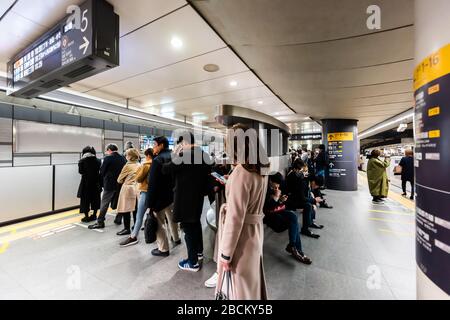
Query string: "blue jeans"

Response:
xmin=131 ymin=192 xmax=147 ymax=239
xmin=282 ymin=210 xmax=303 ymax=254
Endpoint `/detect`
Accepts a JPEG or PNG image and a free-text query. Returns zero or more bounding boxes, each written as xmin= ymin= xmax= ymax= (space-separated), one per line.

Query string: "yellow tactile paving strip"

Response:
xmin=0 ymin=209 xmax=80 ymax=235
xmin=0 ymin=209 xmax=115 ymax=246
xmin=358 ymin=172 xmax=415 ymax=238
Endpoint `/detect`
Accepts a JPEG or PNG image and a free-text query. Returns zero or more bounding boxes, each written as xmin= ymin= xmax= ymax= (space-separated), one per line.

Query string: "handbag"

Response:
xmin=393 ymin=165 xmax=402 ymax=175
xmin=144 ymin=211 xmax=158 ymax=244
xmin=215 ymin=270 xmax=233 ymax=300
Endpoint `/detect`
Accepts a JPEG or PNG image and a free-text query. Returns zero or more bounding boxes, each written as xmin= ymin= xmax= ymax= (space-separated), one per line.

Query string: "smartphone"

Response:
xmin=211 ymin=172 xmax=227 ymax=185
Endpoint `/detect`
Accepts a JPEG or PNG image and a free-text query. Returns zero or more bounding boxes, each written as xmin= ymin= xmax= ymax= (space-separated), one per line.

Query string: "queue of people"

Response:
xmin=76 ymin=126 xmax=335 ymax=300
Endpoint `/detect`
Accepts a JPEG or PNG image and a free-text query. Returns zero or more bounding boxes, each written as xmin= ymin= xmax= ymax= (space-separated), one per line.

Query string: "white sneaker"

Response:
xmin=204 ymin=272 xmax=218 ymax=288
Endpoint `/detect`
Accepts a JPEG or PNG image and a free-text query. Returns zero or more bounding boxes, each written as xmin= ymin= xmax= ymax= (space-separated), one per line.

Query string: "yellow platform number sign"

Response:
xmin=327 ymin=132 xmax=354 ymax=142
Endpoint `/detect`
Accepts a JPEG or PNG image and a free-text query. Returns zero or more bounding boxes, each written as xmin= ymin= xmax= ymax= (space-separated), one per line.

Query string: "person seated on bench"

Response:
xmin=263 ymin=173 xmax=312 ymax=264
xmin=309 ymin=175 xmax=333 ymax=209
xmin=286 ymin=159 xmax=324 ymax=238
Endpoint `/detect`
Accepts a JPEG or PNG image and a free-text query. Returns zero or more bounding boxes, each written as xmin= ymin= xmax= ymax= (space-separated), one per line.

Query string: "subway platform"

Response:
xmin=0 ymin=174 xmax=415 ymax=300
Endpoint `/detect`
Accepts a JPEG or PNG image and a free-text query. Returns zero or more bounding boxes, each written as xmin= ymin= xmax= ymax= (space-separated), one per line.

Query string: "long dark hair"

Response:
xmin=228 ymin=123 xmax=270 ymax=175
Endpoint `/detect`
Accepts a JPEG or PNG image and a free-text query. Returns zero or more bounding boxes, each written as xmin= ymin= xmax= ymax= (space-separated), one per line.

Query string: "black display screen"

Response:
xmin=7 ymin=0 xmax=93 ymax=92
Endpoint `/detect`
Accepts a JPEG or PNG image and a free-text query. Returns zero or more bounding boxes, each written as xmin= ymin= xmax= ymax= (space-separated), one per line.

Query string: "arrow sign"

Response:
xmin=79 ymin=36 xmax=90 ymax=55
xmin=329 ymin=162 xmax=335 ymax=168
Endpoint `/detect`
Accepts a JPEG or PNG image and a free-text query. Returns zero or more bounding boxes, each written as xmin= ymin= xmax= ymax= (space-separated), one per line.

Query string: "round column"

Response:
xmin=321 ymin=119 xmax=358 ymax=191
xmin=415 ymin=0 xmax=450 ymax=299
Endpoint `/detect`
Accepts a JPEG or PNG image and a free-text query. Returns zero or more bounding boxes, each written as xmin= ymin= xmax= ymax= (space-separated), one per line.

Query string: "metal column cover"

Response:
xmin=322 ymin=119 xmax=358 ymax=191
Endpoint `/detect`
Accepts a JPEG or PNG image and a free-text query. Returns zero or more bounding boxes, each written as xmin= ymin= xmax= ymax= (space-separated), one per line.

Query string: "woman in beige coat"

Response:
xmin=116 ymin=148 xmax=141 ymax=236
xmin=216 ymin=124 xmax=269 ymax=300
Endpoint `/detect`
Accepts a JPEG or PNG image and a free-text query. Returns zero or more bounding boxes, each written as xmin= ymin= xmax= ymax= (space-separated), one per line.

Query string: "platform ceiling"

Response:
xmin=0 ymin=0 xmax=415 ymax=131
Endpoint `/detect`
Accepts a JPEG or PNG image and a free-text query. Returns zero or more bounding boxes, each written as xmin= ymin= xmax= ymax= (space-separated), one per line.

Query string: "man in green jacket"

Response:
xmin=367 ymin=149 xmax=391 ymax=203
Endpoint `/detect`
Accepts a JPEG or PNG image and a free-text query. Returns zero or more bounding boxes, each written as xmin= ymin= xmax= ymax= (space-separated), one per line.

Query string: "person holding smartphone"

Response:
xmin=263 ymin=173 xmax=312 ymax=264
xmin=367 ymin=149 xmax=391 ymax=203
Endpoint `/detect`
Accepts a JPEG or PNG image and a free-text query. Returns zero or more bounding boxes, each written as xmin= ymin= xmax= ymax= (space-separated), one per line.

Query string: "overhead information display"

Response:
xmin=7 ymin=0 xmax=119 ymax=99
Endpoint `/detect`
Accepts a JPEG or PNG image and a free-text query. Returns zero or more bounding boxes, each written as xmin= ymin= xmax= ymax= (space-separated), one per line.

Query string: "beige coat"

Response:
xmin=116 ymin=161 xmax=140 ymax=213
xmin=216 ymin=164 xmax=269 ymax=300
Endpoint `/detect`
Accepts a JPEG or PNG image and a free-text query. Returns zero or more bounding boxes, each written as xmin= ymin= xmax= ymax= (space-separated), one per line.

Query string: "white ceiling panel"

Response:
xmin=73 ymin=5 xmax=226 ymax=91
xmin=0 ymin=12 xmax=47 ymax=64
xmin=191 ymin=0 xmax=413 ymax=46
xmin=79 ymin=47 xmax=249 ymax=101
xmin=11 ymin=0 xmax=84 ymax=28
xmin=0 ymin=0 xmax=16 ymax=17
xmin=133 ymin=70 xmax=263 ymax=107
xmin=108 ymin=0 xmax=187 ymax=36
xmin=135 ymin=85 xmax=288 ymax=121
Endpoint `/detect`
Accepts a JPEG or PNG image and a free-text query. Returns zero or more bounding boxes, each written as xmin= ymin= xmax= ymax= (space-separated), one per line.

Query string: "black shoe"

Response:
xmin=320 ymin=203 xmax=333 ymax=209
xmin=285 ymin=244 xmax=295 ymax=255
xmin=301 ymin=229 xmax=320 ymax=239
xmin=410 ymin=196 xmax=414 ymax=200
xmin=86 ymin=215 xmax=97 ymax=222
xmin=117 ymin=229 xmax=131 ymax=236
xmin=81 ymin=216 xmax=90 ymax=223
xmin=292 ymin=249 xmax=312 ymax=265
xmin=310 ymin=223 xmax=324 ymax=229
xmin=401 ymin=193 xmax=407 ymax=197
xmin=120 ymin=237 xmax=139 ymax=247
xmin=151 ymin=248 xmax=169 ymax=257
xmin=88 ymin=222 xmax=105 ymax=229
xmin=173 ymin=239 xmax=182 ymax=247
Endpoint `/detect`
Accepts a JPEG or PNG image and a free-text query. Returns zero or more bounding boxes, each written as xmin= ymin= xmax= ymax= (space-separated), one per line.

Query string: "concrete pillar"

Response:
xmin=414 ymin=0 xmax=450 ymax=299
xmin=321 ymin=119 xmax=358 ymax=191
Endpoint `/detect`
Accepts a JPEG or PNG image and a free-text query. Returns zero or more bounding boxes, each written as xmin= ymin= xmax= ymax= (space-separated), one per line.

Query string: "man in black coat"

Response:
xmin=286 ymin=159 xmax=323 ymax=238
xmin=78 ymin=146 xmax=101 ymax=223
xmin=314 ymin=144 xmax=328 ymax=188
xmin=89 ymin=144 xmax=126 ymax=229
xmin=399 ymin=149 xmax=415 ymax=200
xmin=162 ymin=132 xmax=212 ymax=271
xmin=146 ymin=136 xmax=180 ymax=257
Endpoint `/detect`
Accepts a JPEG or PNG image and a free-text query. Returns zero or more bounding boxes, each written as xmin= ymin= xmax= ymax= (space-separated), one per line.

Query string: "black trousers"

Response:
xmin=181 ymin=222 xmax=203 ymax=265
xmin=120 ymin=211 xmax=137 ymax=231
xmin=402 ymin=179 xmax=414 ymax=195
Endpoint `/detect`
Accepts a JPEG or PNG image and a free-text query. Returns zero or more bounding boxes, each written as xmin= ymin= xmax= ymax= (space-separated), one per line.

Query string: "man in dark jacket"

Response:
xmin=89 ymin=144 xmax=126 ymax=229
xmin=314 ymin=144 xmax=328 ymax=187
xmin=286 ymin=159 xmax=323 ymax=238
xmin=263 ymin=173 xmax=312 ymax=264
xmin=146 ymin=136 xmax=180 ymax=257
xmin=399 ymin=149 xmax=414 ymax=200
xmin=162 ymin=132 xmax=212 ymax=271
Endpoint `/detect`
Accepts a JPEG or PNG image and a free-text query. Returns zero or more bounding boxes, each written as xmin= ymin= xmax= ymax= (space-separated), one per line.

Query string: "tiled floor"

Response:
xmin=0 ymin=175 xmax=416 ymax=300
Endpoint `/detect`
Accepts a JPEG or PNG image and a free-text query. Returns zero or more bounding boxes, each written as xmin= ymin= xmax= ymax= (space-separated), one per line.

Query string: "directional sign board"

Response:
xmin=7 ymin=0 xmax=119 ymax=98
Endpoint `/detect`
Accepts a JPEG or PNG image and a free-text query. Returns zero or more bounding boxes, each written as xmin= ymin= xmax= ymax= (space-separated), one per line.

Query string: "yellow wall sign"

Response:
xmin=328 ymin=132 xmax=354 ymax=142
xmin=428 ymin=84 xmax=440 ymax=95
xmin=428 ymin=107 xmax=440 ymax=117
xmin=414 ymin=44 xmax=450 ymax=90
xmin=429 ymin=130 xmax=441 ymax=139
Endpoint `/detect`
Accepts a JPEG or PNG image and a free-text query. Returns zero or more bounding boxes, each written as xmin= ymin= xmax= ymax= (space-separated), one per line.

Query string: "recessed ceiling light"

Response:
xmin=203 ymin=64 xmax=220 ymax=72
xmin=171 ymin=36 xmax=183 ymax=49
xmin=230 ymin=81 xmax=238 ymax=87
xmin=258 ymin=101 xmax=263 ymax=105
xmin=274 ymin=112 xmax=280 ymax=115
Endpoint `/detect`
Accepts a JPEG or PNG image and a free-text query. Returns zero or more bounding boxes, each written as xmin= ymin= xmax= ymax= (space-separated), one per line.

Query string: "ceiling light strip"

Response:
xmin=359 ymin=111 xmax=414 ymax=139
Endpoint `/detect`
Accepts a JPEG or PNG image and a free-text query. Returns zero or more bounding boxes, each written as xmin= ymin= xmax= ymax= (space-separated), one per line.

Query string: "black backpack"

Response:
xmin=144 ymin=211 xmax=158 ymax=244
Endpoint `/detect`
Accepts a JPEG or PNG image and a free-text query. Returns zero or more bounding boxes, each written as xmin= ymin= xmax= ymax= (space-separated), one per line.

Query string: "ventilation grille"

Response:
xmin=22 ymin=89 xmax=40 ymax=97
xmin=64 ymin=65 xmax=96 ymax=78
xmin=40 ymin=79 xmax=64 ymax=88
